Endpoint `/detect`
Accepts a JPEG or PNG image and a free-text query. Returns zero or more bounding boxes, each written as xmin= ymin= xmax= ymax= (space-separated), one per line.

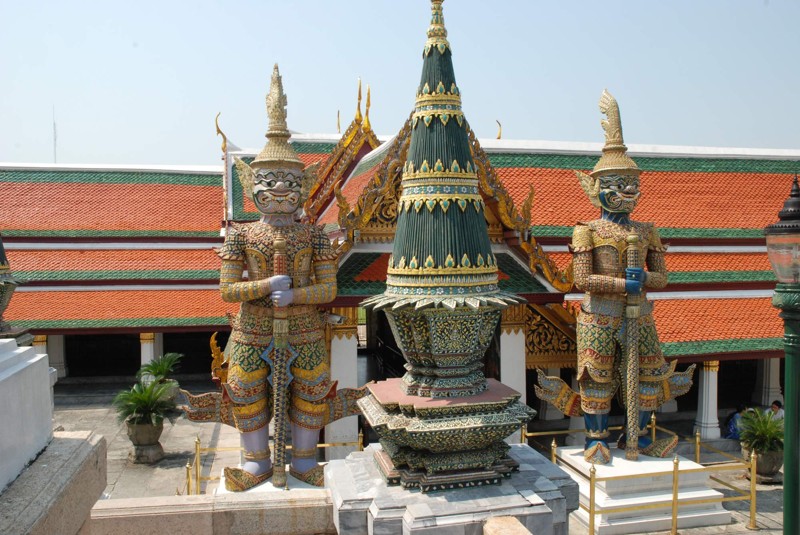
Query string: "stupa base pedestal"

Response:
xmin=373 ymin=443 xmax=519 ymax=492
xmin=326 ymin=444 xmax=579 ymax=535
xmin=358 ymin=378 xmax=535 ymax=491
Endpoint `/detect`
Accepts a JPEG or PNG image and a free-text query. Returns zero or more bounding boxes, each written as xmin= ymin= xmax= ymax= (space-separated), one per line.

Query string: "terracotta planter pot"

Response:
xmin=741 ymin=445 xmax=784 ymax=477
xmin=126 ymin=420 xmax=164 ymax=463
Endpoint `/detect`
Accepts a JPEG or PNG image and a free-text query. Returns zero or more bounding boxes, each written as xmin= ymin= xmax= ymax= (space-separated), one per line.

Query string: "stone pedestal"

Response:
xmin=327 ymin=444 xmax=578 ymax=535
xmin=557 ymin=446 xmax=730 ymax=535
xmin=0 ymin=338 xmax=53 ymax=491
xmin=0 ymin=431 xmax=107 ymax=535
xmin=358 ymin=378 xmax=535 ymax=492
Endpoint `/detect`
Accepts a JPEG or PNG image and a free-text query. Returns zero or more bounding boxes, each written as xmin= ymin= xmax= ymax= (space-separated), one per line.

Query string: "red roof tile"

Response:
xmin=495 ymin=168 xmax=791 ymax=230
xmin=2 ymin=183 xmax=221 ymax=233
xmin=654 ymin=297 xmax=781 ymax=344
xmin=6 ymin=289 xmax=237 ymax=323
xmin=7 ymin=249 xmax=220 ymax=274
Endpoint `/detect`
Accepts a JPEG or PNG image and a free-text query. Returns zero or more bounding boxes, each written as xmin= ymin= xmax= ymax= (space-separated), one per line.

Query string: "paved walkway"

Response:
xmin=54 ymin=381 xmax=784 ymax=533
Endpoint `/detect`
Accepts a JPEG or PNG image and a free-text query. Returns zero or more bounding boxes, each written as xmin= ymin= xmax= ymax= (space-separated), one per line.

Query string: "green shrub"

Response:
xmin=113 ymin=381 xmax=175 ymax=425
xmin=740 ymin=409 xmax=784 ymax=453
xmin=136 ymin=353 xmax=183 ymax=383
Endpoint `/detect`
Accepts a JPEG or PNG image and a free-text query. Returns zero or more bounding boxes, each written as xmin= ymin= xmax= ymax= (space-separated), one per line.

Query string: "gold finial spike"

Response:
xmin=363 ymin=84 xmax=372 ymax=132
xmin=251 ymin=63 xmax=303 ymax=171
xmin=337 ymin=110 xmax=341 ymax=134
xmin=496 ymin=120 xmax=502 ymax=140
xmin=425 ymin=0 xmax=450 ymax=55
xmin=215 ymin=112 xmax=228 ymax=154
xmin=355 ymin=78 xmax=363 ymax=123
xmin=265 ymin=64 xmax=289 ymax=136
xmin=598 ymin=89 xmax=624 ymax=149
xmin=592 ymin=89 xmax=640 ymax=177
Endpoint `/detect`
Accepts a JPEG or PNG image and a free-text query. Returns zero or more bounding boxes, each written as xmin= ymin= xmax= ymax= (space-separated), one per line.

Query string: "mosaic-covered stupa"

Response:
xmin=359 ymin=0 xmax=535 ymax=492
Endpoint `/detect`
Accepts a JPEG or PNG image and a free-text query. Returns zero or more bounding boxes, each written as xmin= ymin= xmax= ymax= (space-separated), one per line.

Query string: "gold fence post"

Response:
xmin=695 ymin=430 xmax=701 ymax=465
xmin=185 ymin=462 xmax=192 ymax=495
xmin=358 ymin=429 xmax=364 ymax=452
xmin=551 ymin=438 xmax=557 ymax=464
xmin=749 ymin=449 xmax=758 ymax=530
xmin=671 ymin=456 xmax=680 ymax=534
xmin=520 ymin=424 xmax=526 ymax=444
xmin=194 ymin=437 xmax=201 ymax=495
xmin=651 ymin=412 xmax=657 ymax=444
xmin=589 ymin=464 xmax=596 ymax=535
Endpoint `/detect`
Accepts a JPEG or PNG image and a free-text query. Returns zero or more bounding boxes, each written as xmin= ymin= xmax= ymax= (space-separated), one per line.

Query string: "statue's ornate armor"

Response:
xmin=218 ymin=221 xmax=338 ymax=432
xmin=571 ymin=219 xmax=677 ymax=415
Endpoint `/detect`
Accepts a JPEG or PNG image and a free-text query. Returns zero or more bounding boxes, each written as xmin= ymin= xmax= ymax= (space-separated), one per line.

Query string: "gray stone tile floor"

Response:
xmin=54 ymin=380 xmax=784 ymax=534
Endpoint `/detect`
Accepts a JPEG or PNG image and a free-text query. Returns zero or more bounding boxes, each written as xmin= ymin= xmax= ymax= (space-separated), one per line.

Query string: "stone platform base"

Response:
xmin=0 ymin=431 xmax=107 ymax=535
xmin=557 ymin=446 xmax=730 ymax=535
xmin=326 ymin=444 xmax=578 ymax=535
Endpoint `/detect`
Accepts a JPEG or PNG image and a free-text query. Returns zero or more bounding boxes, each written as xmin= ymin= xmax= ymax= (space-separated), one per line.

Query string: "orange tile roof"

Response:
xmin=2 ymin=183 xmax=221 ymax=233
xmin=495 ymin=168 xmax=790 ymax=230
xmin=6 ymin=289 xmax=238 ymax=327
xmin=547 ymin=252 xmax=771 ymax=273
xmin=654 ymin=297 xmax=781 ymax=344
xmin=7 ymin=248 xmax=220 ymax=274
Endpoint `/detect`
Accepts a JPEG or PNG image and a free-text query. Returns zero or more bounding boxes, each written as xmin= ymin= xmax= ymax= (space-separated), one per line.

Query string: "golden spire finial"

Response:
xmin=591 ymin=89 xmax=639 ymax=177
xmin=215 ymin=112 xmax=228 ymax=154
xmin=496 ymin=120 xmax=502 ymax=140
xmin=251 ymin=63 xmax=303 ymax=171
xmin=363 ymin=85 xmax=372 ymax=132
xmin=355 ymin=78 xmax=363 ymax=124
xmin=424 ymin=0 xmax=450 ymax=55
xmin=337 ymin=110 xmax=341 ymax=134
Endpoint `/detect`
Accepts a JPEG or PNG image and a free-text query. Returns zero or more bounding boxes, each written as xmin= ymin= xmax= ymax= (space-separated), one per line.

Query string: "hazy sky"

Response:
xmin=2 ymin=0 xmax=799 ymax=165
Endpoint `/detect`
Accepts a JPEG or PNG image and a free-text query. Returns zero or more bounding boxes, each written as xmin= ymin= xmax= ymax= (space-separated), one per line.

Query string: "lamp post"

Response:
xmin=765 ymin=174 xmax=800 ymax=535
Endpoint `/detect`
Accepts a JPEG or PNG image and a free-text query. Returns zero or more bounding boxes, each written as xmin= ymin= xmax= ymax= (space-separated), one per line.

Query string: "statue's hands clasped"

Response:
xmin=625 ymin=267 xmax=646 ymax=295
xmin=268 ymin=275 xmax=294 ymax=307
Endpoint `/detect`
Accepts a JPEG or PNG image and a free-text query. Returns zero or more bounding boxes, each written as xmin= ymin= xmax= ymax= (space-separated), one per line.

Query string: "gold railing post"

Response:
xmin=358 ymin=430 xmax=364 ymax=451
xmin=589 ymin=464 xmax=596 ymax=535
xmin=671 ymin=456 xmax=680 ymax=534
xmin=521 ymin=424 xmax=526 ymax=444
xmin=651 ymin=412 xmax=657 ymax=444
xmin=194 ymin=437 xmax=201 ymax=495
xmin=749 ymin=449 xmax=758 ymax=530
xmin=185 ymin=462 xmax=192 ymax=495
xmin=695 ymin=430 xmax=701 ymax=465
xmin=551 ymin=438 xmax=557 ymax=464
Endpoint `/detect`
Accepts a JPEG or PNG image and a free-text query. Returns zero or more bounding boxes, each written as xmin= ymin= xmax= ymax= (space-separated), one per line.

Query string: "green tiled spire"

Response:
xmin=365 ymin=0 xmax=521 ymax=310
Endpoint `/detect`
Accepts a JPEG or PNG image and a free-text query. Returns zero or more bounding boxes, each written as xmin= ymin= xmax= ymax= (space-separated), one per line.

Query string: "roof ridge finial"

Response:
xmin=251 ymin=63 xmax=302 ymax=171
xmin=355 ymin=78 xmax=363 ymax=124
xmin=424 ymin=0 xmax=450 ymax=56
xmin=363 ymin=85 xmax=372 ymax=132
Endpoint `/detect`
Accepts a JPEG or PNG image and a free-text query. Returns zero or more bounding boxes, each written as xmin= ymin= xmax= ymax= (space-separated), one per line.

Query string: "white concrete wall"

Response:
xmin=0 ymin=338 xmax=53 ymax=492
xmin=325 ymin=333 xmax=359 ymax=461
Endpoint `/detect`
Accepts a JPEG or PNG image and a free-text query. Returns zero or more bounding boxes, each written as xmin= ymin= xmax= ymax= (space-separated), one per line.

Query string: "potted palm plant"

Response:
xmin=137 ymin=352 xmax=183 ymax=402
xmin=113 ymin=381 xmax=174 ymax=463
xmin=739 ymin=409 xmax=784 ymax=478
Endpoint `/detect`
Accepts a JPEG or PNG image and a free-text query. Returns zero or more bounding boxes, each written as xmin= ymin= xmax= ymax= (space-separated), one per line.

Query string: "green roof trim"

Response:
xmin=291 ymin=141 xmax=338 ymax=154
xmin=231 ymin=157 xmax=260 ymax=221
xmin=15 ymin=316 xmax=230 ymax=330
xmin=662 ymin=337 xmax=783 ymax=357
xmin=15 ymin=269 xmax=219 ymax=282
xmin=668 ymin=271 xmax=776 ymax=284
xmin=2 ymin=229 xmax=221 ymax=238
xmin=337 ymin=252 xmax=386 ymax=297
xmin=531 ymin=225 xmax=765 ymax=240
xmin=0 ymin=169 xmax=220 ymax=186
xmin=495 ymin=254 xmax=548 ymax=293
xmin=487 ymin=153 xmax=800 ymax=174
